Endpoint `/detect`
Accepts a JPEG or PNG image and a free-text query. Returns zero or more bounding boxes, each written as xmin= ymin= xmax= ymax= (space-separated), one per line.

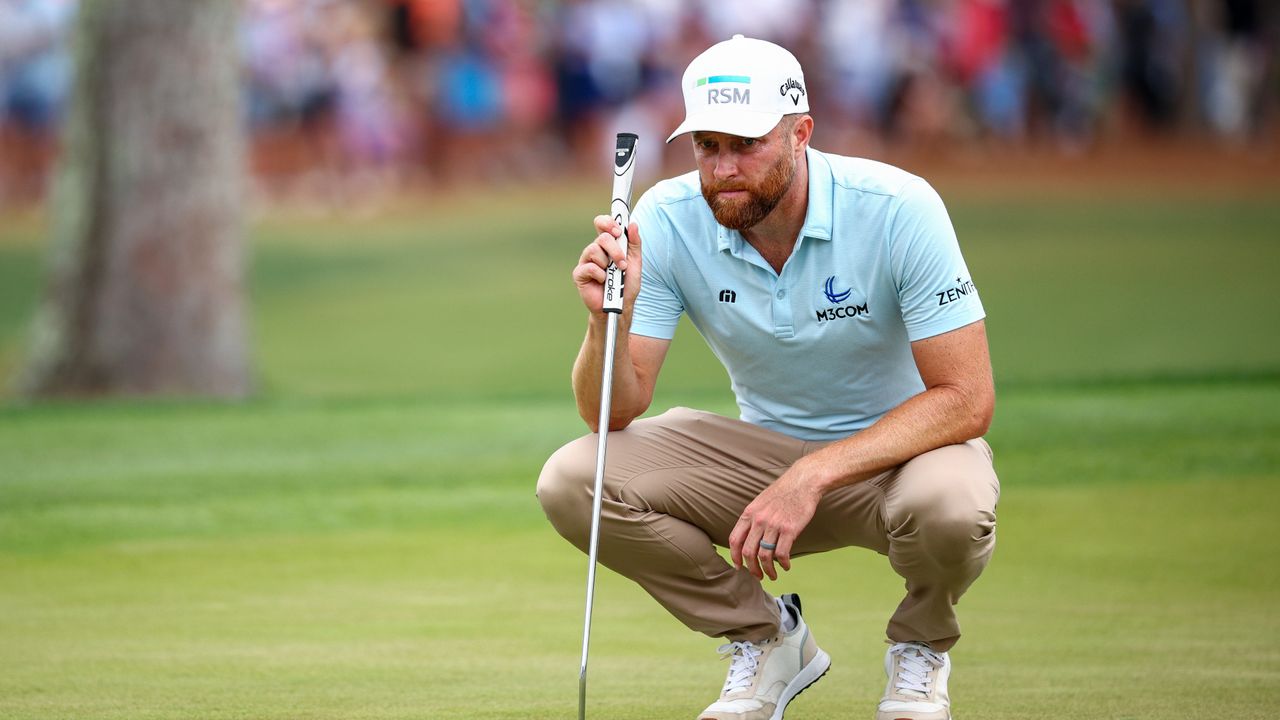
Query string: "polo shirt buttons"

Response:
xmin=772 ymin=285 xmax=794 ymax=338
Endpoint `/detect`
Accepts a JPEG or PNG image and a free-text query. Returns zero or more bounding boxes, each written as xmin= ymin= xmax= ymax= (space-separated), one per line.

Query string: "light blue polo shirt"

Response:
xmin=629 ymin=147 xmax=985 ymax=441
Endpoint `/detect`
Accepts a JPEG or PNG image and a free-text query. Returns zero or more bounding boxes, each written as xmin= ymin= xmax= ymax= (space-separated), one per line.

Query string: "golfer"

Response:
xmin=539 ymin=35 xmax=999 ymax=720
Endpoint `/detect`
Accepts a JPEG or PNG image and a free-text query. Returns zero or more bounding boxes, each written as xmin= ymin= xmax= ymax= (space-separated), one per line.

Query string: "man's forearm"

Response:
xmin=803 ymin=383 xmax=993 ymax=493
xmin=572 ymin=313 xmax=648 ymax=432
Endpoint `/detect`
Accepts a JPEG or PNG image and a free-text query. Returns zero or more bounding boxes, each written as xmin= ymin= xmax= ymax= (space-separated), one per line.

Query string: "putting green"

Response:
xmin=1 ymin=186 xmax=1278 ymax=717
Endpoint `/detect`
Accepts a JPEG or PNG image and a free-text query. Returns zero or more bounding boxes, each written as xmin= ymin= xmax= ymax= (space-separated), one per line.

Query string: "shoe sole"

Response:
xmin=770 ymin=648 xmax=831 ymax=720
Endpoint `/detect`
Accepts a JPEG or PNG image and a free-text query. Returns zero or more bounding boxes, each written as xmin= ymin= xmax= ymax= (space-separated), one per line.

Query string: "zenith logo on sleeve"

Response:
xmin=936 ymin=277 xmax=978 ymax=306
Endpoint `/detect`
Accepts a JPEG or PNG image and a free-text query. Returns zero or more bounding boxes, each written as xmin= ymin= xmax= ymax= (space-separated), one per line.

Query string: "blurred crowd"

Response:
xmin=1 ymin=0 xmax=1277 ymax=204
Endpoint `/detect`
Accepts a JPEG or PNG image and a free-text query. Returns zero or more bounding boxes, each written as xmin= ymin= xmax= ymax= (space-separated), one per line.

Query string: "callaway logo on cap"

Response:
xmin=666 ymin=34 xmax=809 ymax=143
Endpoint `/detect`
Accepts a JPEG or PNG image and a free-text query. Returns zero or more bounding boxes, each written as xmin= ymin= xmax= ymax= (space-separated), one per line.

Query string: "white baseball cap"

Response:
xmin=666 ymin=34 xmax=809 ymax=143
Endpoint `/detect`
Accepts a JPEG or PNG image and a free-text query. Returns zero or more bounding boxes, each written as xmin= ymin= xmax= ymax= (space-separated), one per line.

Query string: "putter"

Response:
xmin=579 ymin=132 xmax=638 ymax=720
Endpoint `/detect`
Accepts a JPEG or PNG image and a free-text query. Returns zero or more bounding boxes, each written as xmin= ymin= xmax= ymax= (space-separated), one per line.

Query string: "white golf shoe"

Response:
xmin=875 ymin=641 xmax=951 ymax=720
xmin=698 ymin=594 xmax=830 ymax=720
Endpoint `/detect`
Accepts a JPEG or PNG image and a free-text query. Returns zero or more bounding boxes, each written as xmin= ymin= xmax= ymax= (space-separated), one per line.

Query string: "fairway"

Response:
xmin=2 ymin=181 xmax=1279 ymax=718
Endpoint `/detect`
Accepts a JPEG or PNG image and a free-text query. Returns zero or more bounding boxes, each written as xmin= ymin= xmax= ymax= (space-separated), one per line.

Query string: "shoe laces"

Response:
xmin=715 ymin=640 xmax=765 ymax=694
xmin=888 ymin=642 xmax=945 ymax=699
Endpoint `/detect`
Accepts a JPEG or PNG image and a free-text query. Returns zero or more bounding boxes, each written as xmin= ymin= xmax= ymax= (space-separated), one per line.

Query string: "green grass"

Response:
xmin=7 ymin=192 xmax=1277 ymax=401
xmin=1 ymin=185 xmax=1279 ymax=718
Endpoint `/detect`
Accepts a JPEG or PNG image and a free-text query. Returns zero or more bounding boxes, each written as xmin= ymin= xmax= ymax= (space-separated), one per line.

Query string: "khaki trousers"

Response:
xmin=537 ymin=407 xmax=999 ymax=651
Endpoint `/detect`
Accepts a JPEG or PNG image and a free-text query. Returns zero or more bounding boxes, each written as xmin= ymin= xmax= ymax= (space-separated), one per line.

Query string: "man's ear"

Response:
xmin=793 ymin=114 xmax=814 ymax=152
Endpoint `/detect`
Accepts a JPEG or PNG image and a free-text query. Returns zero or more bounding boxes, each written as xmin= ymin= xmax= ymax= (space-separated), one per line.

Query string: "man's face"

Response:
xmin=694 ymin=121 xmax=798 ymax=231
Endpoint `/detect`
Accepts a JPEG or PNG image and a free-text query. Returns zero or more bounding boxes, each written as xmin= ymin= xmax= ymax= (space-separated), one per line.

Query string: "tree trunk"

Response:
xmin=19 ymin=0 xmax=250 ymax=398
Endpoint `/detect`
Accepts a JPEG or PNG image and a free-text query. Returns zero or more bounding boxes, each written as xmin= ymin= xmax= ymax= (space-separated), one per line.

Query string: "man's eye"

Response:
xmin=741 ymin=138 xmax=757 ymax=147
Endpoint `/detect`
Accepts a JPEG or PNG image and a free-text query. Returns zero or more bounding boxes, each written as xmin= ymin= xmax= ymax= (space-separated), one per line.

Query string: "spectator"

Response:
xmin=2 ymin=0 xmax=1278 ymax=209
xmin=1198 ymin=0 xmax=1272 ymax=140
xmin=1116 ymin=0 xmax=1188 ymax=130
xmin=0 ymin=0 xmax=75 ymax=203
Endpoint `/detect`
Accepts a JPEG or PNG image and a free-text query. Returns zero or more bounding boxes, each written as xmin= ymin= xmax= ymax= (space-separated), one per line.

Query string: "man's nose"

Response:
xmin=713 ymin=152 xmax=738 ymax=181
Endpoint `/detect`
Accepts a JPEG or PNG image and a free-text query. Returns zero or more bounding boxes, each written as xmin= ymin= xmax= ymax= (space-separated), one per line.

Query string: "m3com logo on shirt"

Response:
xmin=817 ymin=275 xmax=869 ymax=323
xmin=823 ymin=276 xmax=852 ymax=304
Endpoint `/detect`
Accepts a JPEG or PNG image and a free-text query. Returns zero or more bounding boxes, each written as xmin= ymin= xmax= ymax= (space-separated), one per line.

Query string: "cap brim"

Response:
xmin=665 ymin=110 xmax=784 ymax=143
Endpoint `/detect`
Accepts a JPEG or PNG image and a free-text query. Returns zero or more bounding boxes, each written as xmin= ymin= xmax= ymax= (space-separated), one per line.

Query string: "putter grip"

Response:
xmin=603 ymin=133 xmax=638 ymax=314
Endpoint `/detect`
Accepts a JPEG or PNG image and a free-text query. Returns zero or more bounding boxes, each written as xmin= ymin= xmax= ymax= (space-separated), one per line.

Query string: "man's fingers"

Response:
xmin=728 ymin=518 xmax=748 ymax=568
xmin=741 ymin=523 xmax=767 ymax=580
xmin=592 ymin=214 xmax=620 ymax=235
xmin=577 ymin=243 xmax=603 ymax=270
xmin=758 ymin=531 xmax=784 ymax=581
xmin=576 ymin=219 xmax=640 ymax=315
xmin=589 ymin=215 xmax=631 ymax=270
xmin=573 ymin=262 xmax=606 ymax=286
xmin=594 ymin=232 xmax=628 ymax=270
xmin=579 ymin=228 xmax=629 ymax=273
xmin=760 ymin=544 xmax=778 ymax=581
xmin=625 ymin=222 xmax=641 ymax=257
xmin=773 ymin=534 xmax=795 ymax=573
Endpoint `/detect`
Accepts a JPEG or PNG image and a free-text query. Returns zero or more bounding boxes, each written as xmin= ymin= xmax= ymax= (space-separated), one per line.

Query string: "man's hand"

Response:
xmin=729 ymin=459 xmax=826 ymax=581
xmin=573 ymin=215 xmax=642 ymax=316
xmin=570 ymin=216 xmax=664 ymax=432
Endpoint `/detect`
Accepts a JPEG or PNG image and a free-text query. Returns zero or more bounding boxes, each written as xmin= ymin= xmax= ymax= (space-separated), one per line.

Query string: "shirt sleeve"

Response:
xmin=628 ymin=193 xmax=685 ymax=340
xmin=887 ymin=179 xmax=986 ymax=341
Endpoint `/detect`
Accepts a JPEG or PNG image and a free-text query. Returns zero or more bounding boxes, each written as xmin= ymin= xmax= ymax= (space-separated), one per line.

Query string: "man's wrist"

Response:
xmin=586 ymin=311 xmax=612 ymax=335
xmin=797 ymin=453 xmax=846 ymax=495
xmin=588 ymin=309 xmax=632 ymax=332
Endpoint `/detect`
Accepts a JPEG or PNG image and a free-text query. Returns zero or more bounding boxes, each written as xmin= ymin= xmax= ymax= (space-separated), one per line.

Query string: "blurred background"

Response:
xmin=2 ymin=0 xmax=1278 ymax=208
xmin=1 ymin=2 xmax=1278 ymax=719
xmin=2 ymin=0 xmax=1278 ymax=399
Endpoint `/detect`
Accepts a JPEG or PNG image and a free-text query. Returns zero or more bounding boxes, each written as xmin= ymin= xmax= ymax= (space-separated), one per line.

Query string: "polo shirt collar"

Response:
xmin=717 ymin=146 xmax=834 ymax=255
xmin=799 ymin=147 xmax=834 ymax=242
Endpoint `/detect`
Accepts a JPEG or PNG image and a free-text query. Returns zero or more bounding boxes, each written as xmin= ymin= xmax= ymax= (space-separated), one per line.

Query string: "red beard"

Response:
xmin=701 ymin=148 xmax=797 ymax=231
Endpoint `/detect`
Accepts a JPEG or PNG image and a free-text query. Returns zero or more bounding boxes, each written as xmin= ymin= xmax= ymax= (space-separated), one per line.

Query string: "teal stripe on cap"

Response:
xmin=696 ymin=75 xmax=751 ymax=86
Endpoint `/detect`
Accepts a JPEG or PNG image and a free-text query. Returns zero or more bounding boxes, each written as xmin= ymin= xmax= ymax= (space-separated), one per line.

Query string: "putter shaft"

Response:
xmin=579 ymin=311 xmax=619 ymax=720
xmin=579 ymin=132 xmax=636 ymax=720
